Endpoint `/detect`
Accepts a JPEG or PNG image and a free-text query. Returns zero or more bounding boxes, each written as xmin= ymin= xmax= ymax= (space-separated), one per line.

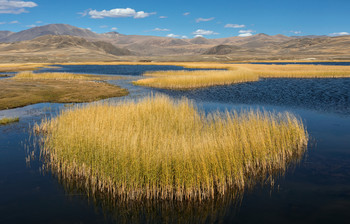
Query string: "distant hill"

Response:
xmin=0 ymin=31 xmax=14 ymax=40
xmin=0 ymin=35 xmax=132 ymax=63
xmin=0 ymin=24 xmax=100 ymax=42
xmin=204 ymin=45 xmax=241 ymax=55
xmin=0 ymin=23 xmax=349 ymax=61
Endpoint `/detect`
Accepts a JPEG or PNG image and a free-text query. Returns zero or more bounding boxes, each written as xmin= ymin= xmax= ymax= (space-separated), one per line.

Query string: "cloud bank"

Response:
xmin=225 ymin=24 xmax=245 ymax=28
xmin=88 ymin=8 xmax=155 ymax=19
xmin=196 ymin=17 xmax=215 ymax=23
xmin=192 ymin=29 xmax=219 ymax=36
xmin=154 ymin=28 xmax=170 ymax=32
xmin=329 ymin=32 xmax=349 ymax=36
xmin=238 ymin=29 xmax=255 ymax=37
xmin=0 ymin=0 xmax=37 ymax=14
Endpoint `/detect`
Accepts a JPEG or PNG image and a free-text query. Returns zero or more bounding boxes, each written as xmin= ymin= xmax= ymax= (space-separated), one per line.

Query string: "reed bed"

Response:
xmin=12 ymin=71 xmax=96 ymax=80
xmin=133 ymin=63 xmax=350 ymax=89
xmin=0 ymin=63 xmax=51 ymax=72
xmin=134 ymin=69 xmax=259 ymax=89
xmin=36 ymin=95 xmax=308 ymax=201
xmin=0 ymin=117 xmax=19 ymax=125
xmin=242 ymin=64 xmax=350 ymax=78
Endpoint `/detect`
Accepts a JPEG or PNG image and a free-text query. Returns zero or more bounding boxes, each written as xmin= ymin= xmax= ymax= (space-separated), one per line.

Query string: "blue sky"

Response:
xmin=0 ymin=0 xmax=349 ymax=38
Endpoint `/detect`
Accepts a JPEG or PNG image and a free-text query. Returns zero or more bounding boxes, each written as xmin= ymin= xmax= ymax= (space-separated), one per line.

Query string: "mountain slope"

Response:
xmin=0 ymin=24 xmax=349 ymax=61
xmin=0 ymin=24 xmax=100 ymax=42
xmin=0 ymin=35 xmax=133 ymax=63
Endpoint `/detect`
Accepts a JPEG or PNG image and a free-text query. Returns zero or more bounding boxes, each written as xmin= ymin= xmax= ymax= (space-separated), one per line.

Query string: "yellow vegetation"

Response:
xmin=242 ymin=64 xmax=350 ymax=78
xmin=0 ymin=63 xmax=51 ymax=72
xmin=12 ymin=71 xmax=96 ymax=80
xmin=134 ymin=68 xmax=259 ymax=89
xmin=133 ymin=63 xmax=350 ymax=89
xmin=36 ymin=95 xmax=308 ymax=201
xmin=0 ymin=117 xmax=19 ymax=125
xmin=0 ymin=72 xmax=128 ymax=110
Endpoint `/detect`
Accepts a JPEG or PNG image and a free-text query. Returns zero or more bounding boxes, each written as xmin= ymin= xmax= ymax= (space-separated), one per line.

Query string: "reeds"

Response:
xmin=134 ymin=68 xmax=259 ymax=89
xmin=133 ymin=63 xmax=350 ymax=89
xmin=0 ymin=117 xmax=19 ymax=125
xmin=242 ymin=64 xmax=350 ymax=78
xmin=12 ymin=71 xmax=96 ymax=80
xmin=0 ymin=63 xmax=51 ymax=73
xmin=36 ymin=95 xmax=308 ymax=201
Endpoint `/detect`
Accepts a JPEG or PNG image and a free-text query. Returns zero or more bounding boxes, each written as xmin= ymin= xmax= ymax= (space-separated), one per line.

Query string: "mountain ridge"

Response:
xmin=0 ymin=24 xmax=349 ymax=61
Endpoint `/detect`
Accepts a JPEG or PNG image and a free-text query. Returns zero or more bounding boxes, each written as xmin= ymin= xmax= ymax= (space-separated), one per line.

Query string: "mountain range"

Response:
xmin=0 ymin=24 xmax=349 ymax=62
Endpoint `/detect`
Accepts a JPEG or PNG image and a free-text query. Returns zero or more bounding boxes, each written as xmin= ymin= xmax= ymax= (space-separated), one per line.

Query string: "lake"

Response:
xmin=1 ymin=64 xmax=350 ymax=223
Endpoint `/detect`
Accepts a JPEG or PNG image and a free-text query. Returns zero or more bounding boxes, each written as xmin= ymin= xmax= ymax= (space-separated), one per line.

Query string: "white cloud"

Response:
xmin=238 ymin=30 xmax=255 ymax=37
xmin=194 ymin=35 xmax=203 ymax=38
xmin=167 ymin=33 xmax=180 ymax=38
xmin=238 ymin=33 xmax=253 ymax=37
xmin=153 ymin=28 xmax=170 ymax=32
xmin=0 ymin=20 xmax=19 ymax=24
xmin=329 ymin=32 xmax=349 ymax=36
xmin=196 ymin=17 xmax=214 ymax=23
xmin=183 ymin=12 xmax=190 ymax=16
xmin=0 ymin=0 xmax=37 ymax=14
xmin=88 ymin=8 xmax=155 ymax=19
xmin=111 ymin=27 xmax=117 ymax=31
xmin=192 ymin=29 xmax=219 ymax=35
xmin=238 ymin=29 xmax=254 ymax=34
xmin=290 ymin=30 xmax=302 ymax=34
xmin=78 ymin=9 xmax=91 ymax=17
xmin=225 ymin=24 xmax=245 ymax=28
xmin=99 ymin=25 xmax=108 ymax=28
xmin=35 ymin=20 xmax=42 ymax=24
xmin=182 ymin=35 xmax=188 ymax=39
xmin=86 ymin=27 xmax=92 ymax=31
xmin=159 ymin=16 xmax=167 ymax=19
xmin=26 ymin=24 xmax=36 ymax=28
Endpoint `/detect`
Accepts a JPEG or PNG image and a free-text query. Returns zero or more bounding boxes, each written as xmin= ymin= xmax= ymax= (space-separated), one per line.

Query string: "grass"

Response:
xmin=12 ymin=71 xmax=122 ymax=80
xmin=12 ymin=71 xmax=97 ymax=80
xmin=242 ymin=64 xmax=350 ymax=78
xmin=36 ymin=95 xmax=308 ymax=201
xmin=0 ymin=117 xmax=19 ymax=125
xmin=0 ymin=72 xmax=128 ymax=110
xmin=0 ymin=63 xmax=51 ymax=73
xmin=134 ymin=68 xmax=259 ymax=89
xmin=132 ymin=63 xmax=350 ymax=89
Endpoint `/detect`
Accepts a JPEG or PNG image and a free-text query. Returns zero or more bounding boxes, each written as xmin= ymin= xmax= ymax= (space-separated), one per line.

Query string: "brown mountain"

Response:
xmin=0 ymin=24 xmax=100 ymax=42
xmin=0 ymin=24 xmax=349 ymax=61
xmin=0 ymin=35 xmax=132 ymax=63
xmin=0 ymin=31 xmax=14 ymax=39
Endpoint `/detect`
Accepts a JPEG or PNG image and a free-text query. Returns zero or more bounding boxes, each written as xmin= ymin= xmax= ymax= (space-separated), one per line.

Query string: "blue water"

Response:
xmin=1 ymin=65 xmax=350 ymax=223
xmin=38 ymin=64 xmax=213 ymax=76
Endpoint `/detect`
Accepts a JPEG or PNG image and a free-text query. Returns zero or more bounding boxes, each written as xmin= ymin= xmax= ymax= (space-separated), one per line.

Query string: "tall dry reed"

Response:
xmin=36 ymin=95 xmax=308 ymax=201
xmin=12 ymin=71 xmax=96 ymax=80
xmin=134 ymin=68 xmax=259 ymax=89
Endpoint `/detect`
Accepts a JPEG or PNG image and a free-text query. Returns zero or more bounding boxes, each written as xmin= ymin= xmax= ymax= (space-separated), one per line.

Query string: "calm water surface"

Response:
xmin=1 ymin=64 xmax=350 ymax=223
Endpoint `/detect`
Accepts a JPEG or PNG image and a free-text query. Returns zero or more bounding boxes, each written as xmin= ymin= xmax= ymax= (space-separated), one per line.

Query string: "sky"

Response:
xmin=0 ymin=0 xmax=349 ymax=38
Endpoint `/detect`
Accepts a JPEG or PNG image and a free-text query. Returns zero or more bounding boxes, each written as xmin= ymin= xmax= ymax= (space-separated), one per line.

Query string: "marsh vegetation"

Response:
xmin=0 ymin=117 xmax=19 ymax=125
xmin=134 ymin=68 xmax=259 ymax=89
xmin=0 ymin=72 xmax=128 ymax=110
xmin=35 ymin=95 xmax=308 ymax=201
xmin=0 ymin=63 xmax=51 ymax=73
xmin=133 ymin=63 xmax=350 ymax=89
